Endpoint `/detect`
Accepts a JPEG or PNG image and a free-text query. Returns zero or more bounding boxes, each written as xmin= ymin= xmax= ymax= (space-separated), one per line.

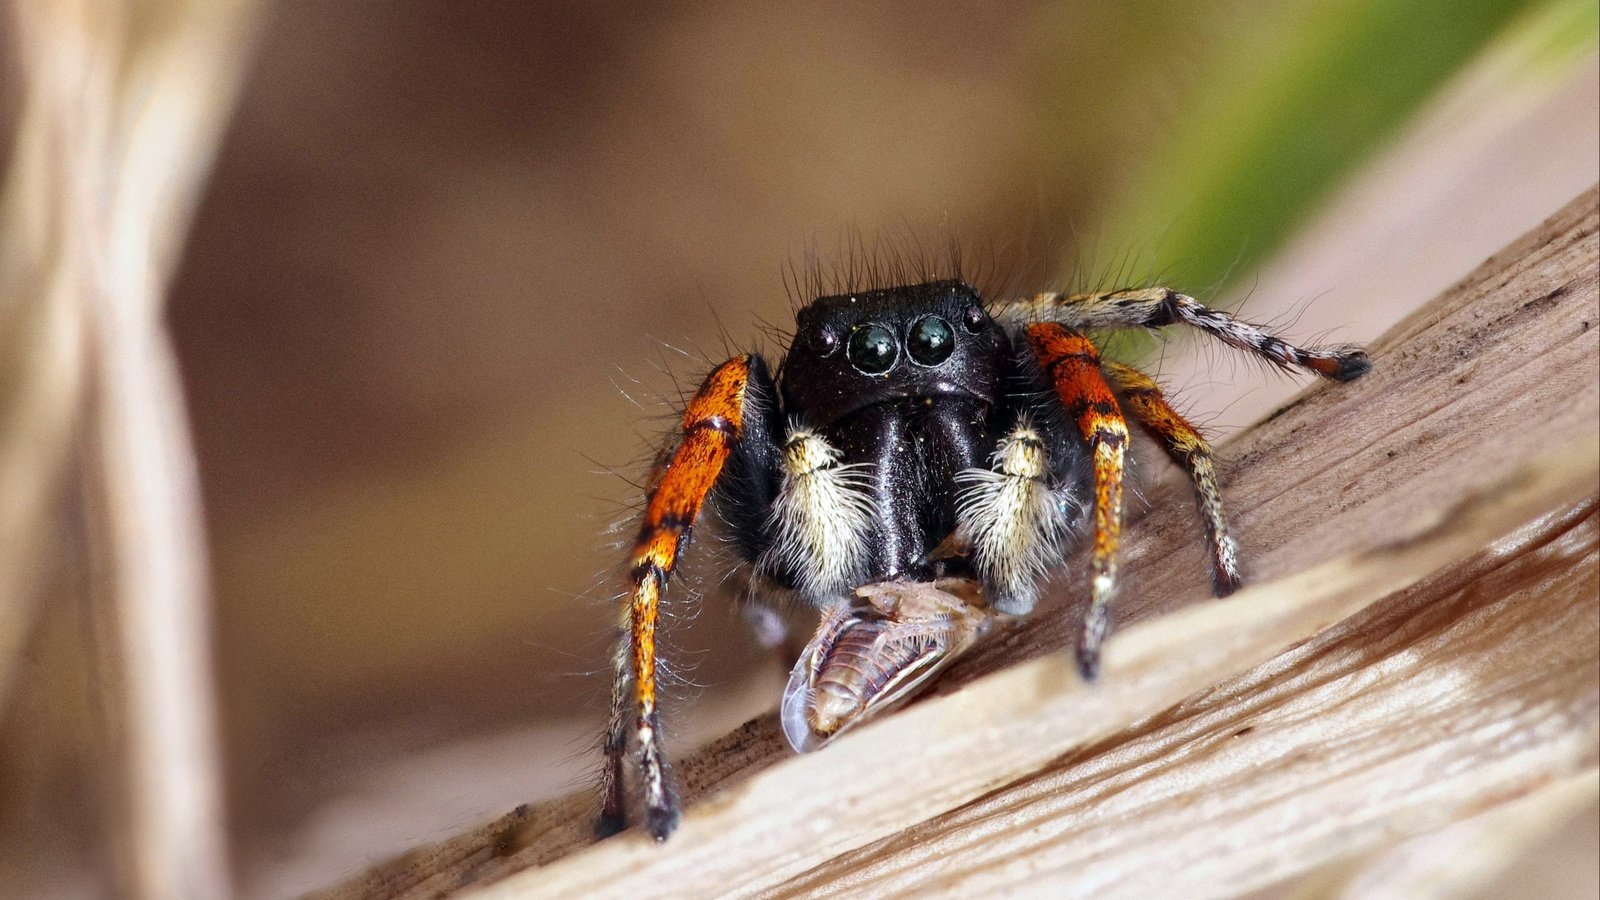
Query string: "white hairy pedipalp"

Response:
xmin=954 ymin=423 xmax=1074 ymax=614
xmin=760 ymin=425 xmax=876 ymax=602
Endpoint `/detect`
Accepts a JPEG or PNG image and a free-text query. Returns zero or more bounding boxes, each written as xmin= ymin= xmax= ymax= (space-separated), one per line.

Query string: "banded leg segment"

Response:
xmin=1103 ymin=361 xmax=1240 ymax=596
xmin=599 ymin=355 xmax=756 ymax=842
xmin=1001 ymin=287 xmax=1371 ymax=381
xmin=1026 ymin=324 xmax=1129 ymax=681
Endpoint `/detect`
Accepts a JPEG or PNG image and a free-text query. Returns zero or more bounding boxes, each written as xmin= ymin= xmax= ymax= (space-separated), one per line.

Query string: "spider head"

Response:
xmin=782 ymin=279 xmax=1007 ymax=425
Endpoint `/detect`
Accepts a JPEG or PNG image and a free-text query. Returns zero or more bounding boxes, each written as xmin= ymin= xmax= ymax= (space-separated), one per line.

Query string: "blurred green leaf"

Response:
xmin=1507 ymin=0 xmax=1600 ymax=79
xmin=1084 ymin=0 xmax=1588 ymax=296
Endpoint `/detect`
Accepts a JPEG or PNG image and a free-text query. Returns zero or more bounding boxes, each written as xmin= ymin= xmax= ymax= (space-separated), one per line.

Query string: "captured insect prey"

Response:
xmin=781 ymin=578 xmax=1001 ymax=753
xmin=597 ymin=276 xmax=1371 ymax=842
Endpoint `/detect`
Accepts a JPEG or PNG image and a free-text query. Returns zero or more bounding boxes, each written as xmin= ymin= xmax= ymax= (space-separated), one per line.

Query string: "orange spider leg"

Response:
xmin=1026 ymin=323 xmax=1129 ymax=680
xmin=1103 ymin=360 xmax=1240 ymax=597
xmin=599 ymin=356 xmax=752 ymax=841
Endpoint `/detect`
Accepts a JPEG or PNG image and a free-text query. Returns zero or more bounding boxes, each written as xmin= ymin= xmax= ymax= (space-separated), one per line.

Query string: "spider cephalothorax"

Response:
xmin=768 ymin=280 xmax=1009 ymax=594
xmin=596 ymin=276 xmax=1369 ymax=841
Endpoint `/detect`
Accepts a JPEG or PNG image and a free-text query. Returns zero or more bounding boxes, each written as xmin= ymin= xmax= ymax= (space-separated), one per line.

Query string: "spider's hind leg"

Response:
xmin=1103 ymin=360 xmax=1239 ymax=596
xmin=1000 ymin=287 xmax=1371 ymax=382
xmin=738 ymin=582 xmax=814 ymax=671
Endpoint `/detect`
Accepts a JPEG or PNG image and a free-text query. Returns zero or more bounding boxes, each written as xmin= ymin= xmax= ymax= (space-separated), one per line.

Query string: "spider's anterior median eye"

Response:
xmin=908 ymin=316 xmax=955 ymax=366
xmin=847 ymin=324 xmax=899 ymax=375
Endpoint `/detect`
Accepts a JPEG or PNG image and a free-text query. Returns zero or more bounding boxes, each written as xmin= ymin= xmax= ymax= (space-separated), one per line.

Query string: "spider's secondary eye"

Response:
xmin=848 ymin=324 xmax=898 ymax=375
xmin=961 ymin=305 xmax=987 ymax=333
xmin=908 ymin=316 xmax=955 ymax=366
xmin=808 ymin=325 xmax=841 ymax=357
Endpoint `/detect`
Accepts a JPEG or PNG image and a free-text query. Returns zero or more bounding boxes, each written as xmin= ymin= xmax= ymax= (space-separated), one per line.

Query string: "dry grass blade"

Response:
xmin=314 ymin=187 xmax=1599 ymax=900
xmin=0 ymin=0 xmax=92 ymax=709
xmin=2 ymin=0 xmax=259 ymax=897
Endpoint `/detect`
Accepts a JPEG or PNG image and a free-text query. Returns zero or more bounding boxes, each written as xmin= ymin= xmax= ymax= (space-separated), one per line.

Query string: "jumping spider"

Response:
xmin=597 ymin=276 xmax=1370 ymax=841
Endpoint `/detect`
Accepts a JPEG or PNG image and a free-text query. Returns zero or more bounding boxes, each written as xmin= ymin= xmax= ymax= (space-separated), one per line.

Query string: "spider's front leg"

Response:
xmin=1002 ymin=289 xmax=1371 ymax=675
xmin=1025 ymin=324 xmax=1130 ymax=681
xmin=598 ymin=354 xmax=780 ymax=842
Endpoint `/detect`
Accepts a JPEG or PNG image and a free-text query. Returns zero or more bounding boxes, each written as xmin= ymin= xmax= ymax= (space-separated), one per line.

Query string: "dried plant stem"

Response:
xmin=2 ymin=1 xmax=259 ymax=897
xmin=0 ymin=0 xmax=91 ymax=710
xmin=315 ymin=186 xmax=1600 ymax=900
xmin=0 ymin=198 xmax=86 ymax=708
xmin=82 ymin=318 xmax=230 ymax=900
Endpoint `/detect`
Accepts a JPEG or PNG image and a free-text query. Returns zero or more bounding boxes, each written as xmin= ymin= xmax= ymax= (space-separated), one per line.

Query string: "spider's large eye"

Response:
xmin=908 ymin=316 xmax=955 ymax=366
xmin=847 ymin=324 xmax=898 ymax=375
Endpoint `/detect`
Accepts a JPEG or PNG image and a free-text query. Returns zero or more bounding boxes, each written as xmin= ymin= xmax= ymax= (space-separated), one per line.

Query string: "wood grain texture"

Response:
xmin=769 ymin=487 xmax=1598 ymax=898
xmin=312 ymin=186 xmax=1600 ymax=900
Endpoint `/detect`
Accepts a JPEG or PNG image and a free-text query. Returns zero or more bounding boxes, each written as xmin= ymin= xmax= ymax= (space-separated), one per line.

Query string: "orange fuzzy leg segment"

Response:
xmin=598 ymin=356 xmax=751 ymax=842
xmin=635 ymin=360 xmax=750 ymax=558
xmin=1104 ymin=361 xmax=1240 ymax=597
xmin=1026 ymin=325 xmax=1128 ymax=681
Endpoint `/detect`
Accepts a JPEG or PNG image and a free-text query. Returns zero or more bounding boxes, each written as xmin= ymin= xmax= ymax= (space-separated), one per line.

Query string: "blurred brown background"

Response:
xmin=177 ymin=5 xmax=1060 ymax=889
xmin=1 ymin=2 xmax=1594 ymax=897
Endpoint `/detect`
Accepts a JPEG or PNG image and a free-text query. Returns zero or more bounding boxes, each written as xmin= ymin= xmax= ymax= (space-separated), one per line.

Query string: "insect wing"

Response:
xmin=781 ymin=612 xmax=985 ymax=753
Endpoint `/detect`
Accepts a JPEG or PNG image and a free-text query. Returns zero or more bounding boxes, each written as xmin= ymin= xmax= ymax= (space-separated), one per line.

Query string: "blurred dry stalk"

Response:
xmin=0 ymin=0 xmax=258 ymax=897
xmin=318 ymin=188 xmax=1600 ymax=899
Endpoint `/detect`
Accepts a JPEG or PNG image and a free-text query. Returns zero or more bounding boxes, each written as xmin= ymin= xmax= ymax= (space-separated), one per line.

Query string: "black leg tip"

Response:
xmin=594 ymin=812 xmax=626 ymax=840
xmin=1076 ymin=605 xmax=1110 ymax=683
xmin=1327 ymin=349 xmax=1372 ymax=382
xmin=1213 ymin=571 xmax=1243 ymax=598
xmin=646 ymin=804 xmax=681 ymax=843
xmin=1075 ymin=646 xmax=1102 ymax=683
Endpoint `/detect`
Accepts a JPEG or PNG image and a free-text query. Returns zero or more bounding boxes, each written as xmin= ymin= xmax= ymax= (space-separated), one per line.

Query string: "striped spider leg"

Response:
xmin=995 ymin=287 xmax=1371 ymax=678
xmin=599 ymin=354 xmax=784 ymax=842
